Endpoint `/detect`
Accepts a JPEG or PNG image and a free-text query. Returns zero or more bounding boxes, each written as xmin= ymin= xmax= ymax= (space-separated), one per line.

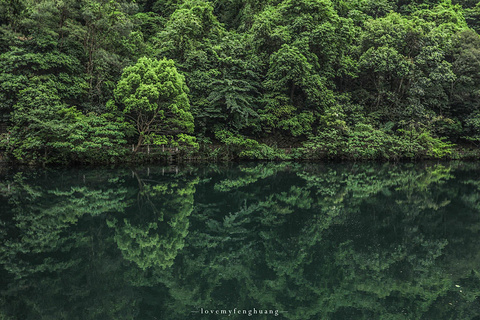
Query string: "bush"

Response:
xmin=214 ymin=130 xmax=289 ymax=160
xmin=301 ymin=122 xmax=455 ymax=160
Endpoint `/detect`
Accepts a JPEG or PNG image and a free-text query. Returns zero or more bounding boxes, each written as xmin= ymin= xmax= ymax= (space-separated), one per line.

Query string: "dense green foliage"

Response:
xmin=111 ymin=57 xmax=196 ymax=150
xmin=1 ymin=163 xmax=480 ymax=318
xmin=2 ymin=0 xmax=480 ymax=162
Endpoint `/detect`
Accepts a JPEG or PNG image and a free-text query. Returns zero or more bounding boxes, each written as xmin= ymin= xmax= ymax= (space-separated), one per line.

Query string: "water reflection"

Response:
xmin=1 ymin=162 xmax=480 ymax=319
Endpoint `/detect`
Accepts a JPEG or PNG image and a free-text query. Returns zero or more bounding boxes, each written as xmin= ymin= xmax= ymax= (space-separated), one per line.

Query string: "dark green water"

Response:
xmin=1 ymin=162 xmax=480 ymax=319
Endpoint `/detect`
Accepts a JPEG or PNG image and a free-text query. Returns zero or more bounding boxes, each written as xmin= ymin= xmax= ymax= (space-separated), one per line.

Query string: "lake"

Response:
xmin=1 ymin=162 xmax=480 ymax=319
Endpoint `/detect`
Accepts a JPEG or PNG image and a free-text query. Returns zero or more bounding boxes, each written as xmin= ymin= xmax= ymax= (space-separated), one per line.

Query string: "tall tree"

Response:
xmin=112 ymin=57 xmax=195 ymax=150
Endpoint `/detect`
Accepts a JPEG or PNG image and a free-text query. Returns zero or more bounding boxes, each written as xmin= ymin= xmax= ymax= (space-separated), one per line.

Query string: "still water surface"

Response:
xmin=1 ymin=162 xmax=480 ymax=319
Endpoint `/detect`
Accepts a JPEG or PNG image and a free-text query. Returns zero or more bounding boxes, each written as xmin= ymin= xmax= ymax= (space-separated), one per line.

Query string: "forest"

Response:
xmin=2 ymin=0 xmax=480 ymax=164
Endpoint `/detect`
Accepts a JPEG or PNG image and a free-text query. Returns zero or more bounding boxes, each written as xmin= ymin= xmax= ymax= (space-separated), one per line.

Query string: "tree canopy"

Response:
xmin=2 ymin=0 xmax=480 ymax=163
xmin=112 ymin=57 xmax=196 ymax=150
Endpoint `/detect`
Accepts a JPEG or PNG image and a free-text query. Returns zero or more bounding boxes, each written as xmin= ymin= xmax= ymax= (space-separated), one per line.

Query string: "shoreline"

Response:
xmin=0 ymin=144 xmax=478 ymax=167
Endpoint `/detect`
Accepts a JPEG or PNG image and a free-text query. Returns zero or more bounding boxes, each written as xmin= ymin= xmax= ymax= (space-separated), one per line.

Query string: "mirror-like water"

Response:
xmin=1 ymin=162 xmax=480 ymax=319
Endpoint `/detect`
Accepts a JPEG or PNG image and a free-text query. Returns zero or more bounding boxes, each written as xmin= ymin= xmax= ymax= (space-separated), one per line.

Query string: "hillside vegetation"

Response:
xmin=2 ymin=0 xmax=480 ymax=163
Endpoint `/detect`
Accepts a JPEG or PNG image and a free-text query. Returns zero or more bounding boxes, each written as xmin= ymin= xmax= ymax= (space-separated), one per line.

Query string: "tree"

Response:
xmin=80 ymin=0 xmax=143 ymax=111
xmin=112 ymin=57 xmax=196 ymax=151
xmin=7 ymin=84 xmax=75 ymax=163
xmin=154 ymin=0 xmax=223 ymax=60
xmin=261 ymin=44 xmax=332 ymax=137
xmin=450 ymin=30 xmax=480 ymax=118
xmin=203 ymin=33 xmax=261 ymax=133
xmin=7 ymin=83 xmax=129 ymax=164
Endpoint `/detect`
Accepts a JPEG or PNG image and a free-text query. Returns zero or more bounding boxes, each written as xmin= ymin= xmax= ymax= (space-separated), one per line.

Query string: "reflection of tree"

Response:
xmin=0 ymin=170 xmax=138 ymax=319
xmin=107 ymin=171 xmax=199 ymax=270
xmin=150 ymin=162 xmax=480 ymax=320
xmin=0 ymin=168 xmax=199 ymax=319
xmin=1 ymin=172 xmax=131 ymax=278
xmin=1 ymin=163 xmax=480 ymax=319
xmin=266 ymin=163 xmax=480 ymax=319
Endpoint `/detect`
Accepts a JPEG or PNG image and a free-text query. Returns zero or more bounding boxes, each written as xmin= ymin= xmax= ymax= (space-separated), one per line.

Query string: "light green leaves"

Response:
xmin=113 ymin=57 xmax=196 ymax=150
